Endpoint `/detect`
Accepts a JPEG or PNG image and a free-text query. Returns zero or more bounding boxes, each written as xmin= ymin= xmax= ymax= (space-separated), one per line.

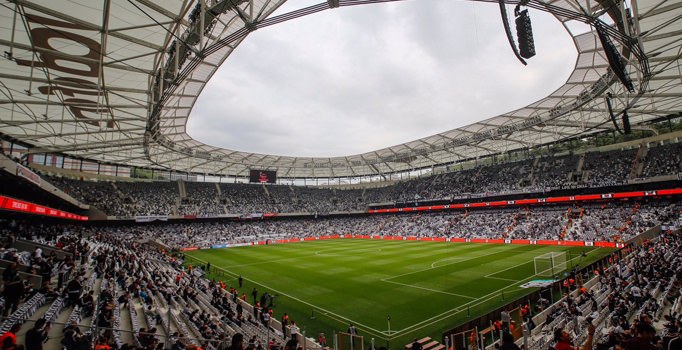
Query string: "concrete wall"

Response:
xmin=13 ymin=239 xmax=72 ymax=259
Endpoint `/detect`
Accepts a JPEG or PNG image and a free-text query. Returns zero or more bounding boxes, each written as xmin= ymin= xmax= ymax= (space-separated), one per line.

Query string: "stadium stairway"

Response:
xmin=630 ymin=147 xmax=648 ymax=179
xmin=404 ymin=337 xmax=445 ymax=350
xmin=9 ymin=237 xmax=329 ymax=350
xmin=178 ymin=179 xmax=187 ymax=198
xmin=3 ymin=239 xmax=216 ymax=350
xmin=6 ymin=253 xmax=100 ymax=350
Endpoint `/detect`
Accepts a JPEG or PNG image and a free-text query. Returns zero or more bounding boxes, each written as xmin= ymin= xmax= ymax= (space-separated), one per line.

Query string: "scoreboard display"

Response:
xmin=249 ymin=169 xmax=277 ymax=184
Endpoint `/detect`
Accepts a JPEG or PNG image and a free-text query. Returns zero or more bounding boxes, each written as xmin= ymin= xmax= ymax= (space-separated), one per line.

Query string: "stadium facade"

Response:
xmin=0 ymin=0 xmax=680 ymax=182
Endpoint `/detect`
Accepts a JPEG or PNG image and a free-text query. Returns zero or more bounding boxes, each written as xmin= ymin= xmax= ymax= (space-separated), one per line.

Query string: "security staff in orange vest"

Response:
xmin=0 ymin=324 xmax=21 ymax=349
xmin=94 ymin=337 xmax=111 ymax=350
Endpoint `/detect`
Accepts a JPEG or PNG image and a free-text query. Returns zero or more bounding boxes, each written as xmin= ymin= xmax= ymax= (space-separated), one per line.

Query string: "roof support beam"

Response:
xmin=10 ymin=0 xmax=164 ymax=51
xmin=0 ymin=73 xmax=149 ymax=94
xmin=0 ymin=39 xmax=156 ymax=75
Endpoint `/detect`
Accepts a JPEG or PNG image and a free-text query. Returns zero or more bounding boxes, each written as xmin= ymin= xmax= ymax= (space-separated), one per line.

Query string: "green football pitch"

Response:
xmin=185 ymin=239 xmax=614 ymax=347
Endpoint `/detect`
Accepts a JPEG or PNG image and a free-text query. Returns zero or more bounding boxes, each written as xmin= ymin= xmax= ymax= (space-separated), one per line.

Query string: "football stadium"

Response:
xmin=0 ymin=1 xmax=681 ymax=350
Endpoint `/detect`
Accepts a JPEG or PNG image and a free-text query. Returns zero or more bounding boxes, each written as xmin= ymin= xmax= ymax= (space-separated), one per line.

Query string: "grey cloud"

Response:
xmin=188 ymin=0 xmax=576 ymax=157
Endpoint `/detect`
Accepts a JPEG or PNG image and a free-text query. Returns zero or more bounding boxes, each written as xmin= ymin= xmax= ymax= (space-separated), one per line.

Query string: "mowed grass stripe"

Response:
xmin=484 ymin=246 xmax=598 ymax=280
xmin=390 ymin=245 xmax=545 ymax=296
xmin=195 ymin=242 xmax=536 ymax=322
xmin=211 ymin=240 xmax=434 ymax=269
xmin=393 ymin=246 xmax=607 ymax=337
xmin=386 ymin=244 xmax=533 ymax=280
xmin=193 ymin=241 xmax=508 ymax=328
xmin=213 ymin=240 xmax=488 ymax=273
xmin=390 ymin=245 xmax=591 ymax=298
xmin=187 ymin=240 xmax=613 ymax=346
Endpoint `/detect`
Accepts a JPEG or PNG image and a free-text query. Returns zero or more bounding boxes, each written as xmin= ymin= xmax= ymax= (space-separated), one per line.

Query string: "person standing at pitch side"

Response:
xmin=348 ymin=323 xmax=357 ymax=347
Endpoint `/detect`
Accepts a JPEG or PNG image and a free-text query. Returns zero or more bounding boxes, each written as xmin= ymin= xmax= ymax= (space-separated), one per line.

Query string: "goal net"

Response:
xmin=534 ymin=252 xmax=567 ymax=277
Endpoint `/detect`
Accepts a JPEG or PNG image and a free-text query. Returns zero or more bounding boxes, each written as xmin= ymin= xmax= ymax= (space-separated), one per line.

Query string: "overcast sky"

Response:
xmin=188 ymin=0 xmax=580 ymax=158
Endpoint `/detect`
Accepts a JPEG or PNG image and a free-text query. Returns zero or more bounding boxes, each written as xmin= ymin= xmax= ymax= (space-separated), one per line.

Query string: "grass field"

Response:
xmin=185 ymin=239 xmax=614 ymax=347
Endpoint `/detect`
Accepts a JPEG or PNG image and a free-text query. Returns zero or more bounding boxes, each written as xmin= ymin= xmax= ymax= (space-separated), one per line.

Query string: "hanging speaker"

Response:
xmin=515 ymin=10 xmax=535 ymax=59
xmin=595 ymin=22 xmax=635 ymax=92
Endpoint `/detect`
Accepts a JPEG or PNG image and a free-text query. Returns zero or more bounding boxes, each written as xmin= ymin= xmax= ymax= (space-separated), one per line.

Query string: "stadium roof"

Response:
xmin=0 ymin=0 xmax=680 ymax=179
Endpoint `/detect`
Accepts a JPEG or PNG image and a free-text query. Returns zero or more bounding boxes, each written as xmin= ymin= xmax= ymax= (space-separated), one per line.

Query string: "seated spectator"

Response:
xmin=0 ymin=324 xmax=22 ymax=350
xmin=94 ymin=336 xmax=111 ymax=350
xmin=62 ymin=321 xmax=86 ymax=350
xmin=65 ymin=276 xmax=83 ymax=307
xmin=2 ymin=262 xmax=18 ymax=283
xmin=81 ymin=291 xmax=94 ymax=317
xmin=38 ymin=281 xmax=59 ymax=300
xmin=170 ymin=333 xmax=186 ymax=350
xmin=25 ymin=318 xmax=49 ymax=350
xmin=2 ymin=276 xmax=24 ymax=317
xmin=554 ymin=323 xmax=595 ymax=350
xmin=499 ymin=332 xmax=520 ymax=350
xmin=228 ymin=333 xmax=244 ymax=350
xmin=623 ymin=322 xmax=659 ymax=350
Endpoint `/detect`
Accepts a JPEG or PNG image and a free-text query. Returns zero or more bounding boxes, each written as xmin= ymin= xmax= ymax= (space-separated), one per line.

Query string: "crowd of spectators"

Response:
xmin=0 ymin=200 xmax=679 ymax=350
xmin=524 ymin=229 xmax=682 ymax=350
xmin=26 ymin=141 xmax=682 ymax=218
xmin=361 ymin=159 xmax=535 ymax=205
xmin=2 ymin=140 xmax=682 ymax=350
xmin=582 ymin=149 xmax=639 ymax=188
xmin=43 ymin=176 xmax=180 ymax=217
xmin=38 ymin=200 xmax=674 ymax=251
xmin=506 ymin=208 xmax=565 ymax=241
xmin=0 ymin=223 xmax=320 ymax=350
xmin=533 ymin=154 xmax=580 ymax=189
xmin=641 ymin=142 xmax=682 ymax=179
xmin=219 ymin=183 xmax=275 ymax=215
xmin=1 ymin=217 xmax=679 ymax=350
xmin=179 ymin=182 xmax=222 ymax=217
xmin=115 ymin=182 xmax=178 ymax=217
xmin=46 ymin=176 xmax=129 ymax=216
xmin=575 ymin=203 xmax=663 ymax=242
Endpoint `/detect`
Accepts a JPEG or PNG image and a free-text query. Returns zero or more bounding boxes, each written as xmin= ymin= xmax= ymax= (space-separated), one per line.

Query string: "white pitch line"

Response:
xmin=430 ymin=257 xmax=466 ymax=268
xmin=313 ymin=250 xmax=348 ymax=257
xmin=193 ymin=243 xmax=603 ymax=341
xmin=390 ymin=276 xmax=530 ymax=336
xmin=381 ymin=279 xmax=477 ymax=300
xmin=483 ymin=259 xmax=533 ymax=278
xmin=187 ymin=254 xmax=389 ymax=338
xmin=390 ymin=248 xmax=602 ymax=338
xmin=311 ymin=241 xmax=410 ymax=256
xmin=484 ymin=276 xmax=519 ymax=282
xmin=222 ymin=256 xmax=305 ymax=268
xmin=483 ymin=247 xmax=597 ymax=279
xmin=224 ymin=242 xmax=382 ymax=268
xmin=384 ymin=247 xmax=511 ymax=281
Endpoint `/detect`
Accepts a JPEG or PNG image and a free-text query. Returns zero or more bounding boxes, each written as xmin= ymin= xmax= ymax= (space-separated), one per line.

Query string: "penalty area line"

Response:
xmin=430 ymin=257 xmax=466 ymax=268
xmin=484 ymin=276 xmax=518 ymax=282
xmin=390 ymin=248 xmax=603 ymax=338
xmin=385 ymin=248 xmax=511 ymax=281
xmin=380 ymin=279 xmax=477 ymax=300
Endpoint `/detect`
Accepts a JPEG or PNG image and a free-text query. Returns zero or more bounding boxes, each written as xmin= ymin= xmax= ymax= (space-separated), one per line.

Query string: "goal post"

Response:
xmin=533 ymin=252 xmax=567 ymax=277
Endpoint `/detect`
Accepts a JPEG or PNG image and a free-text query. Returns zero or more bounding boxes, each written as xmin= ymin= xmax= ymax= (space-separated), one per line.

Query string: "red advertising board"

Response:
xmin=367 ymin=187 xmax=682 ymax=215
xmin=512 ymin=239 xmax=531 ymax=244
xmin=0 ymin=195 xmax=88 ymax=220
xmin=181 ymin=235 xmax=627 ymax=251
